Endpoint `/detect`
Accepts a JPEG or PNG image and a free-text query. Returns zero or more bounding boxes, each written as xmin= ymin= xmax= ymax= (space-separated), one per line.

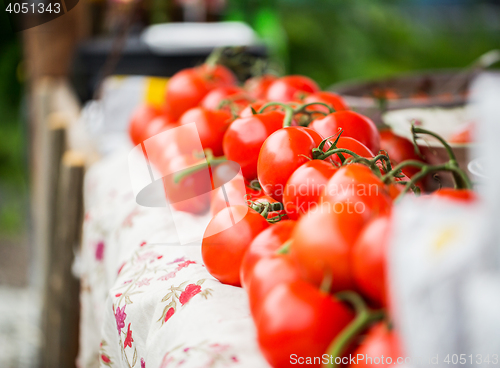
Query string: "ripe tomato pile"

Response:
xmin=129 ymin=60 xmax=474 ymax=368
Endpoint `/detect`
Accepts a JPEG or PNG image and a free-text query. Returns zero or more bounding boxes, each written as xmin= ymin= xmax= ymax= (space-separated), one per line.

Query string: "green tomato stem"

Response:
xmin=410 ymin=125 xmax=472 ymax=188
xmin=316 ymin=148 xmax=362 ymax=162
xmin=173 ymin=153 xmax=226 ymax=184
xmin=293 ymin=102 xmax=335 ymax=114
xmin=325 ymin=291 xmax=385 ymax=368
xmin=276 ymin=239 xmax=292 ymax=254
xmin=257 ymin=102 xmax=295 ymax=127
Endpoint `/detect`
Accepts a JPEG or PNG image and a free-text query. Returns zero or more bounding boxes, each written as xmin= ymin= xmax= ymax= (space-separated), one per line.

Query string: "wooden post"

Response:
xmin=30 ymin=78 xmax=55 ymax=289
xmin=42 ymin=150 xmax=85 ymax=368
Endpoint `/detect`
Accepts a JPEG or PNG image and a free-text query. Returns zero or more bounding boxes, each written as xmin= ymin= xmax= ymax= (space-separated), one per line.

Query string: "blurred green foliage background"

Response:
xmin=0 ymin=0 xmax=499 ymax=236
xmin=227 ymin=0 xmax=500 ymax=88
xmin=0 ymin=13 xmax=25 ymax=238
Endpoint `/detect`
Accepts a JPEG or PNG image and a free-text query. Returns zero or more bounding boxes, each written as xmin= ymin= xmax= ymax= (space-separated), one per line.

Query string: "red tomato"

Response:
xmin=179 ymin=107 xmax=232 ymax=156
xmin=431 ymin=188 xmax=476 ymax=202
xmin=247 ymin=255 xmax=301 ymax=318
xmin=202 ymin=205 xmax=269 ymax=286
xmin=352 ymin=215 xmax=391 ymax=307
xmin=244 ymin=74 xmax=278 ymax=100
xmin=290 ymin=202 xmax=366 ymax=291
xmin=283 ymin=160 xmax=338 ymax=220
xmin=209 ymin=161 xmax=258 ymax=216
xmin=201 ymin=86 xmax=252 ymax=113
xmin=165 ymin=64 xmax=236 ymax=120
xmin=142 ymin=115 xmax=178 ymax=142
xmin=129 ymin=105 xmax=162 ymax=146
xmin=379 ymin=129 xmax=424 ymax=178
xmin=162 ymin=155 xmax=212 ymax=214
xmin=148 ymin=124 xmax=201 ymax=172
xmin=349 ymin=323 xmax=404 ymax=367
xmin=210 ymin=176 xmax=263 ymax=216
xmin=141 ymin=118 xmax=180 ymax=170
xmin=256 ymin=280 xmax=353 ymax=368
xmin=290 ymin=165 xmax=392 ymax=290
xmin=240 ymin=220 xmax=296 ymax=289
xmin=303 ymin=91 xmax=349 ymax=113
xmin=223 ymin=110 xmax=285 ymax=180
xmin=266 ymin=75 xmax=320 ymax=102
xmin=309 ymin=110 xmax=380 ymax=153
xmin=257 ymin=127 xmax=325 ymax=202
xmin=321 ymin=164 xmax=392 ymax=217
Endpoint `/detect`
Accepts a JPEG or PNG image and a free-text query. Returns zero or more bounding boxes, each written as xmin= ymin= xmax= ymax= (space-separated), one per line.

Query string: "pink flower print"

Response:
xmin=114 ymin=305 xmax=126 ymax=334
xmin=140 ymin=241 xmax=147 ymax=247
xmin=122 ymin=208 xmax=140 ymax=227
xmin=137 ymin=251 xmax=160 ymax=263
xmin=231 ymin=356 xmax=239 ymax=362
xmin=123 ymin=279 xmax=133 ymax=285
xmin=136 ymin=278 xmax=152 ymax=287
xmin=141 ymin=358 xmax=146 ymax=368
xmin=164 ymin=307 xmax=175 ymax=323
xmin=209 ymin=343 xmax=229 ymax=353
xmin=124 ymin=323 xmax=133 ymax=349
xmin=158 ymin=271 xmax=176 ymax=281
xmin=101 ymin=354 xmax=111 ymax=363
xmin=176 ymin=260 xmax=196 ymax=271
xmin=161 ymin=354 xmax=174 ymax=367
xmin=167 ymin=257 xmax=185 ymax=265
xmin=117 ymin=262 xmax=126 ymax=275
xmin=95 ymin=241 xmax=105 ymax=261
xmin=179 ymin=284 xmax=201 ymax=305
xmin=183 ymin=347 xmax=190 ymax=352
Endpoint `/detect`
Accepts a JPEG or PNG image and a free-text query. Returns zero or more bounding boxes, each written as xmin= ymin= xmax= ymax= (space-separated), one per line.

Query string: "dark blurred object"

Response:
xmin=71 ymin=33 xmax=266 ymax=102
xmin=330 ymin=70 xmax=469 ymax=125
xmin=331 ymin=49 xmax=500 ymax=125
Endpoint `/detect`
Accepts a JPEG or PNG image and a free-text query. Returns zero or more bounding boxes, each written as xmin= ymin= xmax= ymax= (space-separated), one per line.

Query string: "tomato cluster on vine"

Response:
xmin=128 ymin=59 xmax=474 ymax=368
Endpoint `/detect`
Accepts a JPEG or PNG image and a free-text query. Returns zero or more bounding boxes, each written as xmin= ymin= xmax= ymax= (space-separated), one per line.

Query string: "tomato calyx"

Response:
xmin=247 ymin=197 xmax=286 ymax=223
xmin=325 ymin=291 xmax=385 ymax=368
xmin=312 ymin=131 xmax=388 ymax=171
xmin=311 ymin=129 xmax=346 ymax=162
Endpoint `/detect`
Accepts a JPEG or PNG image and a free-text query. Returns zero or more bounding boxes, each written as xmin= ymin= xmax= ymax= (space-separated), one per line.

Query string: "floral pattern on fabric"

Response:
xmin=99 ymin=340 xmax=113 ymax=367
xmin=158 ymin=279 xmax=213 ymax=325
xmin=159 ymin=341 xmax=240 ymax=368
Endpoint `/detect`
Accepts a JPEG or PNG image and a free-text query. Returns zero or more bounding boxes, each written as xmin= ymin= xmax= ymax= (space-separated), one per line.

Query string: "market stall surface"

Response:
xmin=79 ymin=148 xmax=270 ymax=368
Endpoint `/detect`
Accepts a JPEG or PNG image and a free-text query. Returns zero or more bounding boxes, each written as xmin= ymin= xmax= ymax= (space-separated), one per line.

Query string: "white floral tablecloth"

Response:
xmin=78 ymin=146 xmax=271 ymax=368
